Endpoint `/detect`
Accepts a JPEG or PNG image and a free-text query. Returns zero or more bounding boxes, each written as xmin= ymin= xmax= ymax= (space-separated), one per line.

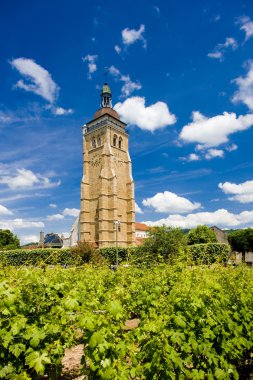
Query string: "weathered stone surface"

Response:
xmin=80 ymin=112 xmax=135 ymax=247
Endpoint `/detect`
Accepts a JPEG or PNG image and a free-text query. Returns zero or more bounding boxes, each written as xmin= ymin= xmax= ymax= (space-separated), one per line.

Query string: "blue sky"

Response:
xmin=1 ymin=0 xmax=253 ymax=243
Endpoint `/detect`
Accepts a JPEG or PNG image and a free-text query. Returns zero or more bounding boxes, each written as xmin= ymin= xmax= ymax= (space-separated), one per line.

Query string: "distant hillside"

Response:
xmin=181 ymin=228 xmax=241 ymax=235
xmin=21 ymin=242 xmax=39 ymax=248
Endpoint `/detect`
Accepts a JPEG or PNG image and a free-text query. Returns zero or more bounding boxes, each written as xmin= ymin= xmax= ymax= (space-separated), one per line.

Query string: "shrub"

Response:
xmin=98 ymin=246 xmax=129 ymax=264
xmin=71 ymin=242 xmax=108 ymax=265
xmin=70 ymin=241 xmax=95 ymax=263
xmin=0 ymin=248 xmax=76 ymax=266
xmin=188 ymin=243 xmax=230 ymax=264
xmin=187 ymin=225 xmax=218 ymax=245
xmin=139 ymin=226 xmax=187 ymax=264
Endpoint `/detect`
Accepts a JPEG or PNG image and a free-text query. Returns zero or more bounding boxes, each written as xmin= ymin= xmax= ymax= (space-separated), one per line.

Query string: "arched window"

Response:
xmin=119 ymin=137 xmax=122 ymax=149
xmin=92 ymin=137 xmax=96 ymax=148
xmin=113 ymin=134 xmax=117 ymax=147
xmin=97 ymin=135 xmax=101 ymax=146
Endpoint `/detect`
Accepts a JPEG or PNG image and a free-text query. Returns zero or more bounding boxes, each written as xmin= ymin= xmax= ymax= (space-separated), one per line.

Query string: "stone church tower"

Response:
xmin=79 ymin=83 xmax=135 ymax=247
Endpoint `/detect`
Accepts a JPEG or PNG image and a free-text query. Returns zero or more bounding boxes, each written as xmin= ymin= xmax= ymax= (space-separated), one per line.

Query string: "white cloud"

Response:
xmin=232 ymin=60 xmax=253 ymax=111
xmin=114 ymin=96 xmax=176 ymax=132
xmin=0 ymin=205 xmax=13 ymax=216
xmin=46 ymin=208 xmax=79 ymax=221
xmin=189 ymin=153 xmax=200 ymax=161
xmin=142 ymin=191 xmax=201 ymax=214
xmin=82 ymin=54 xmax=98 ymax=79
xmin=10 ymin=58 xmax=72 ymax=114
xmin=121 ymin=79 xmax=141 ymax=98
xmin=143 ymin=208 xmax=253 ymax=229
xmin=187 ymin=153 xmax=200 ymax=161
xmin=49 ymin=203 xmax=57 ymax=208
xmin=0 ymin=194 xmax=47 ymax=203
xmin=60 ymin=232 xmax=70 ymax=238
xmin=0 ymin=218 xmax=44 ymax=230
xmin=108 ymin=65 xmax=141 ymax=97
xmin=52 ymin=107 xmax=74 ymax=116
xmin=182 ymin=149 xmax=227 ymax=162
xmin=135 ymin=202 xmax=143 ymax=214
xmin=180 ymin=153 xmax=200 ymax=161
xmin=180 ymin=111 xmax=253 ymax=148
xmin=10 ymin=58 xmax=59 ymax=103
xmin=0 ymin=109 xmax=41 ymax=125
xmin=0 ymin=168 xmax=60 ymax=190
xmin=219 ymin=180 xmax=253 ymax=203
xmin=63 ymin=208 xmax=80 ymax=217
xmin=114 ymin=45 xmax=121 ymax=54
xmin=122 ymin=24 xmax=146 ymax=48
xmin=226 ymin=144 xmax=238 ymax=152
xmin=21 ymin=234 xmax=39 ymax=244
xmin=108 ymin=66 xmax=120 ymax=76
xmin=0 ymin=111 xmax=13 ymax=124
xmin=238 ymin=16 xmax=253 ymax=41
xmin=222 ymin=37 xmax=238 ymax=48
xmin=47 ymin=213 xmax=64 ymax=221
xmin=207 ymin=37 xmax=238 ymax=61
xmin=0 ymin=168 xmax=38 ymax=189
xmin=207 ymin=51 xmax=223 ymax=60
xmin=205 ymin=148 xmax=224 ymax=160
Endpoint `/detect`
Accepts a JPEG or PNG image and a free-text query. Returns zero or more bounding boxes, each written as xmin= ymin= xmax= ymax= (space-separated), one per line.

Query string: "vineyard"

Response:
xmin=1 ymin=264 xmax=253 ymax=379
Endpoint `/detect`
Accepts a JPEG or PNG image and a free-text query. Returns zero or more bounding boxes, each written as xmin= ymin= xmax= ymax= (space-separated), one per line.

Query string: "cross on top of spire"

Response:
xmin=104 ymin=67 xmax=108 ymax=83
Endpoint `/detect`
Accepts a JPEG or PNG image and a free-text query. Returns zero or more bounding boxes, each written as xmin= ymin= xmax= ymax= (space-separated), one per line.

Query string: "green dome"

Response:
xmin=101 ymin=83 xmax=111 ymax=94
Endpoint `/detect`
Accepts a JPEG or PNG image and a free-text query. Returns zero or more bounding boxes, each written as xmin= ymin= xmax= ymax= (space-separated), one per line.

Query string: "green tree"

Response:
xmin=228 ymin=228 xmax=253 ymax=262
xmin=0 ymin=229 xmax=20 ymax=250
xmin=140 ymin=225 xmax=187 ymax=263
xmin=187 ymin=225 xmax=217 ymax=245
xmin=70 ymin=241 xmax=106 ymax=264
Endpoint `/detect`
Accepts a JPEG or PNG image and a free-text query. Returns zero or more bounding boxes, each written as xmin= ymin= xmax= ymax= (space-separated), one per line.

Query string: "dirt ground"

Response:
xmin=60 ymin=344 xmax=85 ymax=379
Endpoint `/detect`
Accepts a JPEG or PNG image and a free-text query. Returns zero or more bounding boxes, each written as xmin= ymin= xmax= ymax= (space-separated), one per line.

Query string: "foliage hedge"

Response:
xmin=188 ymin=243 xmax=231 ymax=264
xmin=0 ymin=247 xmax=141 ymax=267
xmin=0 ymin=248 xmax=76 ymax=266
xmin=98 ymin=247 xmax=129 ymax=264
xmin=0 ymin=243 xmax=231 ymax=267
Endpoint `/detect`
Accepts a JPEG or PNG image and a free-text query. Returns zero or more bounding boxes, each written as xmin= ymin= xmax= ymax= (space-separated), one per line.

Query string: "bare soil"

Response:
xmin=60 ymin=344 xmax=84 ymax=378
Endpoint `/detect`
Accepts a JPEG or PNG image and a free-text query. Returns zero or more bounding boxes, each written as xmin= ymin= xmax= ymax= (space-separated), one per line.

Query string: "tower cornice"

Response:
xmin=85 ymin=114 xmax=127 ymax=136
xmin=86 ymin=112 xmax=126 ymax=127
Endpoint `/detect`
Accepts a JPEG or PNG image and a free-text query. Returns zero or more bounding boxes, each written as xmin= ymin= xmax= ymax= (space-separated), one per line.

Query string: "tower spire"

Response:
xmin=101 ymin=82 xmax=112 ymax=108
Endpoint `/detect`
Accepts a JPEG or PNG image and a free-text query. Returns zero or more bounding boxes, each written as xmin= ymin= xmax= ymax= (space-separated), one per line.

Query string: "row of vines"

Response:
xmin=1 ymin=264 xmax=253 ymax=379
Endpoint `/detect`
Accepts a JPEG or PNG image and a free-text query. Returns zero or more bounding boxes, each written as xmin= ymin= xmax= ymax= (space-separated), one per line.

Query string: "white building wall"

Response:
xmin=62 ymin=237 xmax=71 ymax=248
xmin=234 ymin=252 xmax=253 ymax=263
xmin=70 ymin=215 xmax=80 ymax=246
xmin=245 ymin=252 xmax=253 ymax=263
xmin=135 ymin=230 xmax=148 ymax=238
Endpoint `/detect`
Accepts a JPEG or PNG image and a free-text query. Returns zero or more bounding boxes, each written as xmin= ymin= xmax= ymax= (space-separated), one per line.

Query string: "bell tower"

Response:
xmin=80 ymin=83 xmax=135 ymax=247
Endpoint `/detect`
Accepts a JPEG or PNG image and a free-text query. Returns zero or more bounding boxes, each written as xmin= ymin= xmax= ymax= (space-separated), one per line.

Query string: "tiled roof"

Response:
xmin=93 ymin=107 xmax=119 ymax=120
xmin=135 ymin=222 xmax=149 ymax=231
